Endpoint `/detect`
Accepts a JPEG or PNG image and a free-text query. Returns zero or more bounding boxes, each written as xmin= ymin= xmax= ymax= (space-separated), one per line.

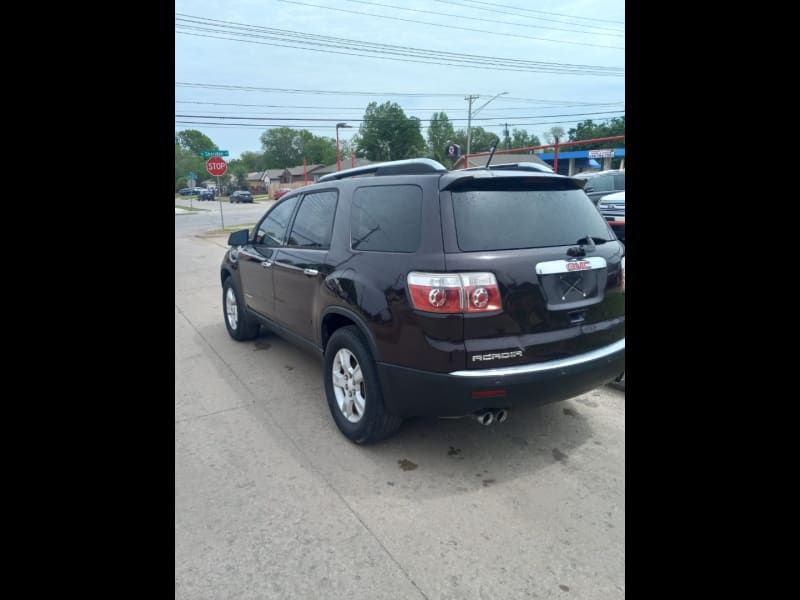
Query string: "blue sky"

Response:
xmin=175 ymin=0 xmax=624 ymax=161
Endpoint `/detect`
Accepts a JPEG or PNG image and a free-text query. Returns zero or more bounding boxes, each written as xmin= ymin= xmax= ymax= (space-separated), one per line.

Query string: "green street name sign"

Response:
xmin=201 ymin=150 xmax=229 ymax=158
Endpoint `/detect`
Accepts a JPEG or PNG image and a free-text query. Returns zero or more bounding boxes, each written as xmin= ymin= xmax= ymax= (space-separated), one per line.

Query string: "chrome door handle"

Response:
xmin=303 ymin=268 xmax=319 ymax=276
xmin=261 ymin=260 xmax=273 ymax=268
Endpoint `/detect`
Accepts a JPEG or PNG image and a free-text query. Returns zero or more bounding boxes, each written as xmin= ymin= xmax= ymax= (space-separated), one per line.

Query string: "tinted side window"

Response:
xmin=613 ymin=173 xmax=625 ymax=190
xmin=287 ymin=191 xmax=337 ymax=248
xmin=350 ymin=185 xmax=422 ymax=252
xmin=256 ymin=196 xmax=300 ymax=247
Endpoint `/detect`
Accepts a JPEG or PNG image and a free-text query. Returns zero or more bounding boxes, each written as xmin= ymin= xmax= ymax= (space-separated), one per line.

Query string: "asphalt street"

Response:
xmin=175 ymin=214 xmax=626 ymax=599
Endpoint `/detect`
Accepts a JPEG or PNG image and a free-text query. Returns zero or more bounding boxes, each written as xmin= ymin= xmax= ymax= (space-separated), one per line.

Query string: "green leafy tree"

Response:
xmin=427 ymin=112 xmax=456 ymax=164
xmin=567 ymin=116 xmax=625 ymax=150
xmin=303 ymin=136 xmax=337 ymax=165
xmin=260 ymin=128 xmax=337 ymax=167
xmin=260 ymin=127 xmax=299 ymax=168
xmin=175 ymin=137 xmax=208 ymax=191
xmin=239 ymin=151 xmax=267 ymax=172
xmin=510 ymin=129 xmax=541 ymax=150
xmin=339 ymin=138 xmax=359 ymax=164
xmin=229 ymin=165 xmax=249 ymax=190
xmin=357 ymin=102 xmax=426 ymax=161
xmin=452 ymin=126 xmax=500 ymax=155
xmin=176 ymin=130 xmax=217 ymax=155
xmin=225 ymin=159 xmax=250 ymax=191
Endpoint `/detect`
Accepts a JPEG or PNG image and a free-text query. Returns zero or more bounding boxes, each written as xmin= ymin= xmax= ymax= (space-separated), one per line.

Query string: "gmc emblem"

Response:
xmin=567 ymin=261 xmax=592 ymax=271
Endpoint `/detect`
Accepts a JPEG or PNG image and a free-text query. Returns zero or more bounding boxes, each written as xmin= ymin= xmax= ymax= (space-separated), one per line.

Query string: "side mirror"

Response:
xmin=227 ymin=229 xmax=249 ymax=247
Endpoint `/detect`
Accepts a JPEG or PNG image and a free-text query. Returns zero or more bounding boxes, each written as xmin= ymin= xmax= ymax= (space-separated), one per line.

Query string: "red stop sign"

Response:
xmin=206 ymin=156 xmax=228 ymax=177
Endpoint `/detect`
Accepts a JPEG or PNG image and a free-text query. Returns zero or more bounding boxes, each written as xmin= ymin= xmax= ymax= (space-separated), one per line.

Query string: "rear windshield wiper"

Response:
xmin=576 ymin=236 xmax=610 ymax=246
xmin=567 ymin=235 xmax=610 ymax=257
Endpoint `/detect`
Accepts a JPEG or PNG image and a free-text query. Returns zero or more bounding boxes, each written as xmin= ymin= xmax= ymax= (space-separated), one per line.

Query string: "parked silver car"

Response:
xmin=597 ymin=191 xmax=625 ymax=243
xmin=574 ymin=169 xmax=625 ymax=205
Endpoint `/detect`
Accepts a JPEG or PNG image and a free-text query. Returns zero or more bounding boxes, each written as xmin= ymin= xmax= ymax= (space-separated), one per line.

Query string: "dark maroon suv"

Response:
xmin=220 ymin=158 xmax=625 ymax=444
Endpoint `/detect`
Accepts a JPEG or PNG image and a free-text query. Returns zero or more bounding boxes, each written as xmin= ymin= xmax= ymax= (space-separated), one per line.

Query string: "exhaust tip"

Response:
xmin=474 ymin=410 xmax=494 ymax=426
xmin=494 ymin=408 xmax=509 ymax=423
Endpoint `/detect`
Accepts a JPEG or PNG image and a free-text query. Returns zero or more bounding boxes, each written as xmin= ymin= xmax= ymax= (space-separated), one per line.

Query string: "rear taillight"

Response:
xmin=407 ymin=272 xmax=502 ymax=314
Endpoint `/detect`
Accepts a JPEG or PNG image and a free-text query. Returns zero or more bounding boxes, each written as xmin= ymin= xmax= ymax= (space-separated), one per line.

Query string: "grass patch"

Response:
xmin=199 ymin=223 xmax=257 ymax=237
xmin=175 ymin=204 xmax=209 ymax=212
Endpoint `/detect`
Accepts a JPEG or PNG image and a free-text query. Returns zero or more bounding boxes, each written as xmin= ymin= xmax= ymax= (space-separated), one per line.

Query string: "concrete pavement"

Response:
xmin=175 ymin=232 xmax=625 ymax=599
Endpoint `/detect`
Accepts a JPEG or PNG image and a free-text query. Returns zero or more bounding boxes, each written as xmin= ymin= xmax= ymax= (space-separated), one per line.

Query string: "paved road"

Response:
xmin=175 ymin=229 xmax=625 ymax=599
xmin=174 ymin=196 xmax=273 ymax=236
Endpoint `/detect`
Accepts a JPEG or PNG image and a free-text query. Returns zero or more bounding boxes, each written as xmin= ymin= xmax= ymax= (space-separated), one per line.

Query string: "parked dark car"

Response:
xmin=273 ymin=188 xmax=292 ymax=200
xmin=574 ymin=169 xmax=625 ymax=205
xmin=220 ymin=158 xmax=625 ymax=444
xmin=198 ymin=189 xmax=215 ymax=201
xmin=597 ymin=191 xmax=625 ymax=243
xmin=230 ymin=190 xmax=253 ymax=203
xmin=178 ymin=188 xmax=193 ymax=196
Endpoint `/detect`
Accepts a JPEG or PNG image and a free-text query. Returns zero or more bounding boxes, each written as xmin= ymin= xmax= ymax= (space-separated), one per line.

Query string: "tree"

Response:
xmin=260 ymin=127 xmax=337 ymax=167
xmin=303 ymin=136 xmax=337 ymax=165
xmin=567 ymin=116 xmax=625 ymax=150
xmin=260 ymin=127 xmax=300 ymax=168
xmin=427 ymin=112 xmax=456 ymax=164
xmin=544 ymin=126 xmax=566 ymax=145
xmin=239 ymin=151 xmax=267 ymax=173
xmin=451 ymin=126 xmax=499 ymax=155
xmin=175 ymin=137 xmax=208 ymax=191
xmin=339 ymin=138 xmax=359 ymax=164
xmin=228 ymin=164 xmax=249 ymax=190
xmin=357 ymin=102 xmax=426 ymax=161
xmin=510 ymin=129 xmax=541 ymax=150
xmin=176 ymin=130 xmax=217 ymax=155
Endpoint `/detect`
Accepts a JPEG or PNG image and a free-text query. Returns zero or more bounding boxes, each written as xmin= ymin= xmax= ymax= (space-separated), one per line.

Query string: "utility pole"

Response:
xmin=465 ymin=95 xmax=478 ymax=158
xmin=465 ymin=92 xmax=507 ymax=159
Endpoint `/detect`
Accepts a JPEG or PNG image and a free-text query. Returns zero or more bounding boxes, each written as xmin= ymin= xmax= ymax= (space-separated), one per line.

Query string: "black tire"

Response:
xmin=609 ymin=371 xmax=625 ymax=391
xmin=324 ymin=326 xmax=402 ymax=444
xmin=222 ymin=277 xmax=260 ymax=341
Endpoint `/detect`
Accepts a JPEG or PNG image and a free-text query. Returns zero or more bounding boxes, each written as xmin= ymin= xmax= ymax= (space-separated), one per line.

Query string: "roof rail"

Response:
xmin=463 ymin=162 xmax=554 ymax=174
xmin=318 ymin=158 xmax=447 ymax=182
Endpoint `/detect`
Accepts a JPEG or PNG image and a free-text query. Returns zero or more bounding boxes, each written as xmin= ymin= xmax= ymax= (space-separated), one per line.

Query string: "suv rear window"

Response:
xmin=351 ymin=185 xmax=422 ymax=252
xmin=452 ymin=183 xmax=612 ymax=251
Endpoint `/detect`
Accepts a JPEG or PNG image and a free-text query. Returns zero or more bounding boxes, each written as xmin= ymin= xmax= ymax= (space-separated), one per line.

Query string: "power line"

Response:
xmin=175 ymin=110 xmax=625 ymax=123
xmin=174 ymin=24 xmax=620 ymax=74
xmin=175 ymin=15 xmax=623 ymax=71
xmin=276 ymin=0 xmax=624 ymax=45
xmin=432 ymin=0 xmax=625 ymax=28
xmin=175 ymin=99 xmax=626 ymax=111
xmin=174 ymin=15 xmax=624 ymax=76
xmin=176 ymin=117 xmax=622 ymax=130
xmin=175 ymin=82 xmax=470 ymax=97
xmin=341 ymin=0 xmax=624 ymax=33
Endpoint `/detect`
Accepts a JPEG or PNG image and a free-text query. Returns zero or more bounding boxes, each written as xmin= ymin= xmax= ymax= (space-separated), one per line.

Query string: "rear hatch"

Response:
xmin=439 ymin=172 xmax=625 ymax=369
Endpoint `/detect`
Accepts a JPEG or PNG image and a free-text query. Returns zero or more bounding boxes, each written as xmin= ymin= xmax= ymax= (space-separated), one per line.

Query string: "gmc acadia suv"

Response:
xmin=220 ymin=158 xmax=625 ymax=444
